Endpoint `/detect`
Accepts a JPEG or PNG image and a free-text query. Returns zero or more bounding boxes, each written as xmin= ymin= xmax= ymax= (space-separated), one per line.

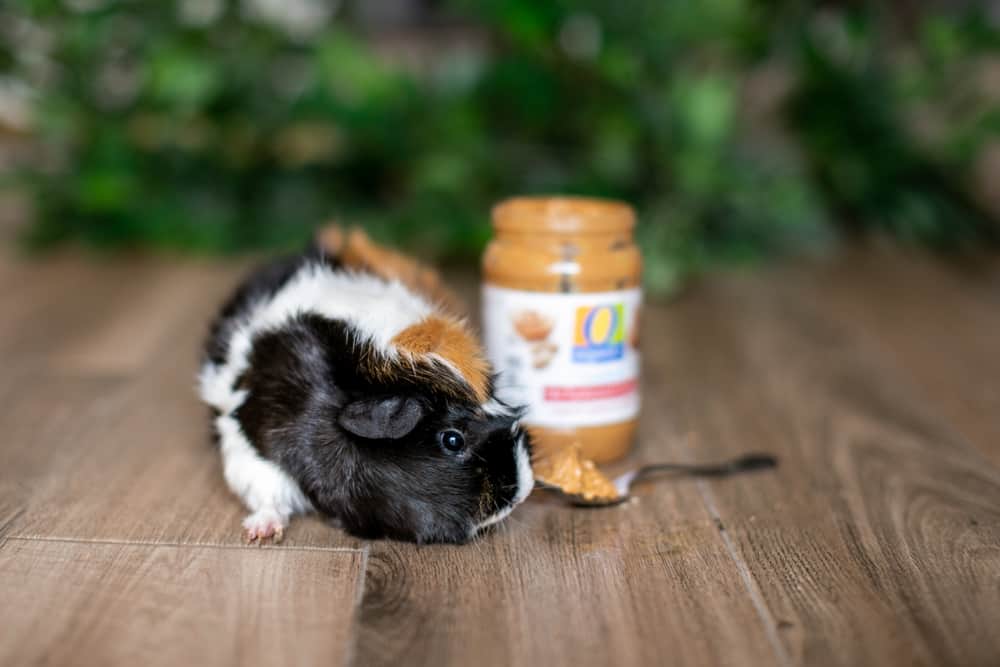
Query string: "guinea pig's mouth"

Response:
xmin=468 ymin=428 xmax=534 ymax=539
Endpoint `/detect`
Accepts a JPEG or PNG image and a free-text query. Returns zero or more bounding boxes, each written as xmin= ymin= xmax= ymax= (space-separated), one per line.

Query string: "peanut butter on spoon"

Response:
xmin=532 ymin=441 xmax=622 ymax=504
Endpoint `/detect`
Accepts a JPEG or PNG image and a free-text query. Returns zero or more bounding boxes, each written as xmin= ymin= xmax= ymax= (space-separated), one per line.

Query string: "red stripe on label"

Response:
xmin=543 ymin=379 xmax=638 ymax=402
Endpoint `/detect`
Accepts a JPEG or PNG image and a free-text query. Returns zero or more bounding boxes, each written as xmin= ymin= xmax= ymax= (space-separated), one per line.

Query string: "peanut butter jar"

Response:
xmin=481 ymin=196 xmax=642 ymax=463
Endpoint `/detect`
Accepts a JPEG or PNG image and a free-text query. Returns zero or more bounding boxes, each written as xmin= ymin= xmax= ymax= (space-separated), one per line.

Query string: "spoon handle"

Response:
xmin=630 ymin=453 xmax=778 ymax=483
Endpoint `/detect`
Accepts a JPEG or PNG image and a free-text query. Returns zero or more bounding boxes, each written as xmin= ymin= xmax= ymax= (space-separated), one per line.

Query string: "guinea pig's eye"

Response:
xmin=438 ymin=429 xmax=466 ymax=453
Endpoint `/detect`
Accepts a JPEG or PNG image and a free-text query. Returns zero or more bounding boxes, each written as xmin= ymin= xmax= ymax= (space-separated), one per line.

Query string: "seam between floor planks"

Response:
xmin=3 ymin=534 xmax=367 ymax=553
xmin=630 ymin=433 xmax=792 ymax=667
xmin=696 ymin=481 xmax=793 ymax=667
xmin=345 ymin=546 xmax=372 ymax=667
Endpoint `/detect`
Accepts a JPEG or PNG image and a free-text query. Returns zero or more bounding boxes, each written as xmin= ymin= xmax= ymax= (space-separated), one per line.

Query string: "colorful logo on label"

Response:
xmin=573 ymin=304 xmax=625 ymax=362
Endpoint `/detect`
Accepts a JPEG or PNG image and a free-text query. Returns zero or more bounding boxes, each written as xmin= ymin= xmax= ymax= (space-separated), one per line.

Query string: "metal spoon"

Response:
xmin=536 ymin=453 xmax=778 ymax=507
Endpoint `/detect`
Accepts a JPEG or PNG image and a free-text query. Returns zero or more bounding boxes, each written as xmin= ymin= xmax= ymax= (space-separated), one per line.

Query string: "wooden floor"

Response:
xmin=1 ymin=246 xmax=999 ymax=667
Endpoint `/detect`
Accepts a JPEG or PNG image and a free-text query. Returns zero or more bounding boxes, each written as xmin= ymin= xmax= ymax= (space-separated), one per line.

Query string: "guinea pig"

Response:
xmin=199 ymin=241 xmax=533 ymax=544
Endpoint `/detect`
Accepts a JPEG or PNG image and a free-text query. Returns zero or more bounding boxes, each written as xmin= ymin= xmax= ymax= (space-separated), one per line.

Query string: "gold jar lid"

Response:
xmin=491 ymin=196 xmax=636 ymax=235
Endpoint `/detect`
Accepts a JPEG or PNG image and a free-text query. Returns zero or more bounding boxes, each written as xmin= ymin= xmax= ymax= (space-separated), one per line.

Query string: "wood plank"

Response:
xmin=355 ymin=499 xmax=782 ymax=666
xmin=0 ymin=538 xmax=365 ymax=667
xmin=0 ymin=253 xmax=249 ymax=377
xmin=0 ymin=252 xmax=113 ymax=362
xmin=0 ymin=373 xmax=122 ymax=540
xmin=0 ymin=252 xmax=150 ymax=531
xmin=1 ymin=256 xmax=361 ymax=548
xmin=50 ymin=258 xmax=249 ymax=376
xmin=650 ymin=265 xmax=1000 ymax=666
xmin=786 ymin=249 xmax=1000 ymax=467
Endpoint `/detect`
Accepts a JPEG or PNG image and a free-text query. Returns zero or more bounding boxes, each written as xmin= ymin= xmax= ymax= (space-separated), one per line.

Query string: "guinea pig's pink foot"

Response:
xmin=242 ymin=509 xmax=286 ymax=545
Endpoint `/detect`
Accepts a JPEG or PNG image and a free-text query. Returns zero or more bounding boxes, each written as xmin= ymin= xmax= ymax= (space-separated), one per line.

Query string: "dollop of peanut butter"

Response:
xmin=532 ymin=441 xmax=621 ymax=502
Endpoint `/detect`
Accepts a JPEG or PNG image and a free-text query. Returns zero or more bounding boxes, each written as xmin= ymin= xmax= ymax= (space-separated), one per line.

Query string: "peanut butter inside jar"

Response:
xmin=481 ymin=196 xmax=642 ymax=464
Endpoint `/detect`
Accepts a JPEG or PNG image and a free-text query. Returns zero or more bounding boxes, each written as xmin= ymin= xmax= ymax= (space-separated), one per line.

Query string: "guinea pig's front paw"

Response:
xmin=242 ymin=509 xmax=287 ymax=545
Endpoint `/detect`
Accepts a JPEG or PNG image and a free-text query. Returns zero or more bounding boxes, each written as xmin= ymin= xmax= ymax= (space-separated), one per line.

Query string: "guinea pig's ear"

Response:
xmin=338 ymin=396 xmax=425 ymax=440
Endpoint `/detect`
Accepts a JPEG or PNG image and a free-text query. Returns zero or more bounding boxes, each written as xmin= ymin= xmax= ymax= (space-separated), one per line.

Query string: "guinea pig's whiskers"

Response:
xmin=497 ymin=513 xmax=528 ymax=537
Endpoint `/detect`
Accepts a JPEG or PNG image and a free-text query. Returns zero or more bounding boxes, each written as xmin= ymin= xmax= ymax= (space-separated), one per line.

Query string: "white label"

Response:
xmin=482 ymin=285 xmax=641 ymax=428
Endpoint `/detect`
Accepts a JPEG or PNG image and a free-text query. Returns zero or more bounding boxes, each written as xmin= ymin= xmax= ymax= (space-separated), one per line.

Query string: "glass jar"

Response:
xmin=481 ymin=196 xmax=642 ymax=463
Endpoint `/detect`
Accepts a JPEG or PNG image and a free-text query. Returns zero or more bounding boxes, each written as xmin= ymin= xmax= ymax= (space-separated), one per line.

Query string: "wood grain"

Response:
xmin=355 ymin=485 xmax=782 ymax=666
xmin=784 ymin=249 xmax=1000 ymax=468
xmin=649 ymin=265 xmax=1000 ymax=666
xmin=0 ymin=538 xmax=364 ymax=667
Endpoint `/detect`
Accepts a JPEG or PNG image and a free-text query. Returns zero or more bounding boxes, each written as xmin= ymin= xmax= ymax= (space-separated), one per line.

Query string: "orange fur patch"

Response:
xmin=316 ymin=224 xmax=465 ymax=316
xmin=317 ymin=223 xmax=344 ymax=257
xmin=392 ymin=316 xmax=491 ymax=403
xmin=317 ymin=223 xmax=487 ymax=401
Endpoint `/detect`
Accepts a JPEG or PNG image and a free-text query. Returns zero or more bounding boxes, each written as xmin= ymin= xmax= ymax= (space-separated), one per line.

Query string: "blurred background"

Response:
xmin=0 ymin=0 xmax=998 ymax=293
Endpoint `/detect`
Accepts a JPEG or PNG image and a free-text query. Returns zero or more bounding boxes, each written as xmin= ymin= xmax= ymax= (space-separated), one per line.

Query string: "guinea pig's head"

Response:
xmin=332 ymin=394 xmax=533 ymax=544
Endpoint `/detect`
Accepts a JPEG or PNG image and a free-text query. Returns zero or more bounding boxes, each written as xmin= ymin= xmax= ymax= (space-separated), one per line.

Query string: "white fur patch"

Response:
xmin=483 ymin=398 xmax=516 ymax=417
xmin=513 ymin=429 xmax=534 ymax=505
xmin=215 ymin=414 xmax=312 ymax=520
xmin=199 ymin=265 xmax=435 ymax=418
xmin=472 ymin=427 xmax=534 ymax=537
xmin=472 ymin=504 xmax=515 ymax=537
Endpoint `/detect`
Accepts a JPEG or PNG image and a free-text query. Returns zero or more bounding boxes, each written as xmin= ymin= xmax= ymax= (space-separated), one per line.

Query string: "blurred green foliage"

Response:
xmin=2 ymin=0 xmax=998 ymax=292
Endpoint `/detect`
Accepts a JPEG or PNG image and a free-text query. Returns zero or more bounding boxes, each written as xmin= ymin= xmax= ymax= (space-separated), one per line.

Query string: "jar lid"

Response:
xmin=492 ymin=196 xmax=636 ymax=234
